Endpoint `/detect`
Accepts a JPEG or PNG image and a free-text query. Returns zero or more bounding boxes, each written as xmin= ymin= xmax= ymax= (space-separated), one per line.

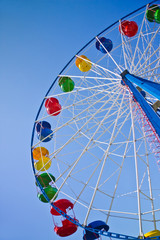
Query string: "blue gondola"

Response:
xmin=96 ymin=37 xmax=113 ymax=53
xmin=83 ymin=220 xmax=109 ymax=240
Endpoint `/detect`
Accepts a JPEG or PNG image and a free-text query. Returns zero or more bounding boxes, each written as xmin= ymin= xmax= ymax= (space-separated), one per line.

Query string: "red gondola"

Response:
xmin=119 ymin=20 xmax=138 ymax=37
xmin=50 ymin=199 xmax=79 ymax=237
xmin=45 ymin=97 xmax=61 ymax=116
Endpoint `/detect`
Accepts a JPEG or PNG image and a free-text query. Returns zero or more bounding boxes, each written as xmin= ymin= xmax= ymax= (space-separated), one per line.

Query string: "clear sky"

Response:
xmin=0 ymin=0 xmax=155 ymax=240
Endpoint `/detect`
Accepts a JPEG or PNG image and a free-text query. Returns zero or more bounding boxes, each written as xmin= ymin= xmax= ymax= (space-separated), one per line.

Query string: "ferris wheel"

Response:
xmin=31 ymin=1 xmax=160 ymax=239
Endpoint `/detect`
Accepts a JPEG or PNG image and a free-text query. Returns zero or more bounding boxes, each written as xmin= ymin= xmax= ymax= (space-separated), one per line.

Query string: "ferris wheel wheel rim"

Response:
xmin=30 ymin=0 xmax=160 ymax=237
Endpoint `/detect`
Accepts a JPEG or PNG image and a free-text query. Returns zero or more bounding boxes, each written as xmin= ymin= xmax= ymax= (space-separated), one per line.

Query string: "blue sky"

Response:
xmin=0 ymin=0 xmax=154 ymax=239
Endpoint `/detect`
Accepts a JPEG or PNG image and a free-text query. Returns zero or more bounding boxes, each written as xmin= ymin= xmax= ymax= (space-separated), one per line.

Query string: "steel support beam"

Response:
xmin=121 ymin=70 xmax=160 ymax=138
